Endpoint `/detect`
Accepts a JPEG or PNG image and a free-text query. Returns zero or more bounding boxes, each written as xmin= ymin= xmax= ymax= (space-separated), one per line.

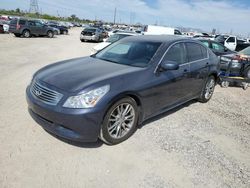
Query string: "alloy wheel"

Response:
xmin=107 ymin=103 xmax=135 ymax=139
xmin=205 ymin=79 xmax=215 ymax=99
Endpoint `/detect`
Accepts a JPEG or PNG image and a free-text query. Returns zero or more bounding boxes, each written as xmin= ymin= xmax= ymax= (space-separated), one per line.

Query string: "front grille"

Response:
xmin=30 ymin=81 xmax=63 ymax=105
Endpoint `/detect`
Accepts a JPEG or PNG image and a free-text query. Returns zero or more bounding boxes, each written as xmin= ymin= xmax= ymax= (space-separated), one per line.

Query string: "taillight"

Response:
xmin=16 ymin=24 xmax=21 ymax=30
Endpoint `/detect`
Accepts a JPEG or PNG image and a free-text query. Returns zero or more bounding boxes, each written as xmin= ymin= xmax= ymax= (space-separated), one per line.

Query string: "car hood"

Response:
xmin=35 ymin=57 xmax=143 ymax=93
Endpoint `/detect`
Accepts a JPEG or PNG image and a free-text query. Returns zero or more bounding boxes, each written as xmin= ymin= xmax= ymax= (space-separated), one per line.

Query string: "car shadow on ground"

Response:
xmin=138 ymin=99 xmax=197 ymax=128
xmin=45 ymin=130 xmax=104 ymax=148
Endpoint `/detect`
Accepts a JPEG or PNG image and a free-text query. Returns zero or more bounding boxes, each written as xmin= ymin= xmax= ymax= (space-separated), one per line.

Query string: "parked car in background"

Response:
xmin=142 ymin=25 xmax=182 ymax=35
xmin=26 ymin=35 xmax=219 ymax=145
xmin=214 ymin=34 xmax=229 ymax=44
xmin=220 ymin=46 xmax=250 ymax=78
xmin=9 ymin=18 xmax=55 ymax=38
xmin=91 ymin=32 xmax=138 ymax=54
xmin=193 ymin=33 xmax=213 ymax=39
xmin=80 ymin=27 xmax=105 ymax=42
xmin=224 ymin=36 xmax=250 ymax=51
xmin=47 ymin=24 xmax=68 ymax=35
xmin=199 ymin=39 xmax=235 ymax=56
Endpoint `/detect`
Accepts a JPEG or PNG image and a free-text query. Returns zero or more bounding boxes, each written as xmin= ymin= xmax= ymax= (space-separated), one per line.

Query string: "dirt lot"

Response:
xmin=0 ymin=28 xmax=249 ymax=188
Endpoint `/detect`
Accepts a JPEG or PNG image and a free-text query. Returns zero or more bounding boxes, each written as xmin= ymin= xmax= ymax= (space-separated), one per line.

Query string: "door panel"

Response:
xmin=186 ymin=42 xmax=209 ymax=95
xmin=143 ymin=42 xmax=194 ymax=117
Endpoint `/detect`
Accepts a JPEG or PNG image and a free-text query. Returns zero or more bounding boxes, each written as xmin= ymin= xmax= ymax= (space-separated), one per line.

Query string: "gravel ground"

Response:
xmin=0 ymin=28 xmax=249 ymax=188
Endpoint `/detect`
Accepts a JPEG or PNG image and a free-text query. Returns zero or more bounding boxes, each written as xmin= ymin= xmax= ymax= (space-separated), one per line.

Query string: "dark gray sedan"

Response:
xmin=26 ymin=35 xmax=219 ymax=145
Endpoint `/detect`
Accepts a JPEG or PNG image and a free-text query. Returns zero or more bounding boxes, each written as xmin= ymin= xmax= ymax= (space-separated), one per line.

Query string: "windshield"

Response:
xmin=239 ymin=47 xmax=250 ymax=56
xmin=94 ymin=41 xmax=161 ymax=67
xmin=84 ymin=28 xmax=96 ymax=33
xmin=106 ymin=34 xmax=131 ymax=43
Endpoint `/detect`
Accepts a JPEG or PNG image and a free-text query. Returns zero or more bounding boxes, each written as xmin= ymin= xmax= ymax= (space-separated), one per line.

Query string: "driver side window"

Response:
xmin=163 ymin=43 xmax=186 ymax=64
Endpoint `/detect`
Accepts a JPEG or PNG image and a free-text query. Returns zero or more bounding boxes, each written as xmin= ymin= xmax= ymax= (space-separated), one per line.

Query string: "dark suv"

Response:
xmin=9 ymin=18 xmax=55 ymax=38
xmin=26 ymin=36 xmax=219 ymax=145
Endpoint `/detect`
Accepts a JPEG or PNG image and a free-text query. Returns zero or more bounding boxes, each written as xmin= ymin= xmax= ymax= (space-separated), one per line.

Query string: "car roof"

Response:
xmin=114 ymin=32 xmax=138 ymax=36
xmin=121 ymin=35 xmax=189 ymax=44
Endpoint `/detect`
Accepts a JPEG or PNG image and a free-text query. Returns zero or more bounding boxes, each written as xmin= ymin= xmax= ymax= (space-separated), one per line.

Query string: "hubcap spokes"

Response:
xmin=205 ymin=79 xmax=215 ymax=99
xmin=108 ymin=103 xmax=135 ymax=139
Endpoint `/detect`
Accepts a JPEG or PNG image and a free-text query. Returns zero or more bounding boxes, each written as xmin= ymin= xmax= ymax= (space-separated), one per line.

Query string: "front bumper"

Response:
xmin=26 ymin=86 xmax=104 ymax=142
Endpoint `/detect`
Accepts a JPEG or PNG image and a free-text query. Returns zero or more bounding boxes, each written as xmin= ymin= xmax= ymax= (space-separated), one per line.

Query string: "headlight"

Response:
xmin=63 ymin=85 xmax=110 ymax=108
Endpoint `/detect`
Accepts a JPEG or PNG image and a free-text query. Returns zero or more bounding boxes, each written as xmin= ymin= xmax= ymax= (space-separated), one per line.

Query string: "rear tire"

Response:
xmin=47 ymin=31 xmax=54 ymax=38
xmin=198 ymin=76 xmax=216 ymax=103
xmin=99 ymin=97 xmax=139 ymax=145
xmin=63 ymin=30 xmax=68 ymax=35
xmin=22 ymin=30 xmax=30 ymax=38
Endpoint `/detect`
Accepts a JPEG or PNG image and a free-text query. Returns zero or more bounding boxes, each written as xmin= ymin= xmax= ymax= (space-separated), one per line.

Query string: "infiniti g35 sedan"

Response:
xmin=26 ymin=35 xmax=219 ymax=145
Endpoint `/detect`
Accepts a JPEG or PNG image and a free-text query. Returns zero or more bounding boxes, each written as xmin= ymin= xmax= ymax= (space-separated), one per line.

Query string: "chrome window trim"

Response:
xmin=154 ymin=41 xmax=209 ymax=73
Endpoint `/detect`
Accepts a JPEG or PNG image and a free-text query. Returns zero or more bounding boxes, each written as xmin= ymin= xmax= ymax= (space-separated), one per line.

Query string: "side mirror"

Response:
xmin=160 ymin=61 xmax=179 ymax=71
xmin=224 ymin=48 xmax=228 ymax=52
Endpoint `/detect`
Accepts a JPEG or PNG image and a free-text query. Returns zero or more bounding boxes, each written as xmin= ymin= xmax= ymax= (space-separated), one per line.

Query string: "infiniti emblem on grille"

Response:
xmin=35 ymin=90 xmax=42 ymax=96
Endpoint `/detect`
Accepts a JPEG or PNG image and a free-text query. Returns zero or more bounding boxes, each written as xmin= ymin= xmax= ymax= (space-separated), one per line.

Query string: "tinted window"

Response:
xmin=28 ymin=21 xmax=35 ymax=26
xmin=95 ymin=42 xmax=161 ymax=67
xmin=211 ymin=42 xmax=225 ymax=52
xmin=164 ymin=43 xmax=186 ymax=64
xmin=35 ymin=22 xmax=43 ymax=27
xmin=227 ymin=37 xmax=235 ymax=43
xmin=186 ymin=43 xmax=206 ymax=61
xmin=84 ymin=28 xmax=96 ymax=33
xmin=201 ymin=41 xmax=209 ymax=47
xmin=19 ymin=20 xmax=26 ymax=25
xmin=200 ymin=45 xmax=208 ymax=58
xmin=10 ymin=19 xmax=17 ymax=25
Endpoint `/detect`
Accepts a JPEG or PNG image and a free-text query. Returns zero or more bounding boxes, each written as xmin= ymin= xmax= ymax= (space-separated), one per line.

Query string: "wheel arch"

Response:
xmin=104 ymin=92 xmax=144 ymax=125
xmin=209 ymin=71 xmax=218 ymax=82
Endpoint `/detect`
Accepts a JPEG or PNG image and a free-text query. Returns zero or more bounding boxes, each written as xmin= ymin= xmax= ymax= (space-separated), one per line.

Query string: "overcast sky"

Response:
xmin=1 ymin=0 xmax=250 ymax=36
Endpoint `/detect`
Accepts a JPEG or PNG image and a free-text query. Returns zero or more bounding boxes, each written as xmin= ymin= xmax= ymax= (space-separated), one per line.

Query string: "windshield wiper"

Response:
xmin=98 ymin=57 xmax=118 ymax=64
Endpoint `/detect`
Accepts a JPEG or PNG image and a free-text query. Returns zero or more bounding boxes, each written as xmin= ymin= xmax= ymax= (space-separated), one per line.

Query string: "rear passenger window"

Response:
xmin=19 ymin=20 xmax=26 ymax=25
xmin=200 ymin=46 xmax=208 ymax=58
xmin=164 ymin=43 xmax=186 ymax=64
xmin=186 ymin=43 xmax=207 ymax=62
xmin=10 ymin=19 xmax=17 ymax=25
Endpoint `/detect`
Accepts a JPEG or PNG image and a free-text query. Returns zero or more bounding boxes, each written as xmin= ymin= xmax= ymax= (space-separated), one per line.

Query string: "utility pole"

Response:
xmin=29 ymin=0 xmax=39 ymax=13
xmin=113 ymin=7 xmax=117 ymax=25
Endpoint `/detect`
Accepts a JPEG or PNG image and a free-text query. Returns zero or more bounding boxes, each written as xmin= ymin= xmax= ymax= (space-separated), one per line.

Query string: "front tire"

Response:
xmin=198 ymin=76 xmax=216 ymax=103
xmin=100 ymin=97 xmax=139 ymax=145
